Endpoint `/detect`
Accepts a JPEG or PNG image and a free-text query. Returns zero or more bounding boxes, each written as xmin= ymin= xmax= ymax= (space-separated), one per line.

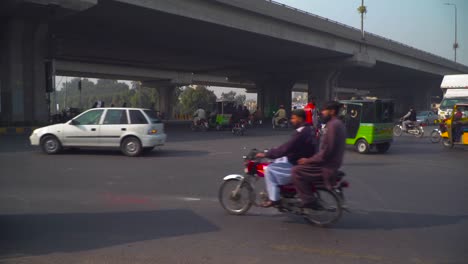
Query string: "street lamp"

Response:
xmin=444 ymin=3 xmax=458 ymax=62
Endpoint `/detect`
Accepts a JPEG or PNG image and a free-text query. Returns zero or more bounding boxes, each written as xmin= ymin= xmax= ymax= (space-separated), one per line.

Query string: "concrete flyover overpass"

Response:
xmin=1 ymin=0 xmax=468 ymax=124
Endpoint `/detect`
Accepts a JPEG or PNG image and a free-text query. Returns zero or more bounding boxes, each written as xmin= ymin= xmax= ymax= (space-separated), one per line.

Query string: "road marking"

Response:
xmin=179 ymin=197 xmax=202 ymax=201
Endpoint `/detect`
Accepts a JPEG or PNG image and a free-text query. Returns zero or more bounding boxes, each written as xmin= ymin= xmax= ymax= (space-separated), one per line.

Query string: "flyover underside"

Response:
xmin=0 ymin=0 xmax=462 ymax=124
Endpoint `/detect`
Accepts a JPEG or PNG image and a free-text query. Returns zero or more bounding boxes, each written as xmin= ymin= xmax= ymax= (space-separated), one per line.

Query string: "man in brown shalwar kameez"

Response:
xmin=292 ymin=101 xmax=346 ymax=209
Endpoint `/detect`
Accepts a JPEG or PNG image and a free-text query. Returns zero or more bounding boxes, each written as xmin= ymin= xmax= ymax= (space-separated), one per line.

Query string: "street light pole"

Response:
xmin=444 ymin=3 xmax=458 ymax=62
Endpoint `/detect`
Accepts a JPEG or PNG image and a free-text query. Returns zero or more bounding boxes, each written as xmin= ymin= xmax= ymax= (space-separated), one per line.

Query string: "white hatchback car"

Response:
xmin=30 ymin=108 xmax=167 ymax=156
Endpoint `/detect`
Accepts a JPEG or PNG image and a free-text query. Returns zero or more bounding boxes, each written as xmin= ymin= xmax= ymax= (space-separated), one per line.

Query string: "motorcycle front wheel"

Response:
xmin=430 ymin=130 xmax=441 ymax=143
xmin=393 ymin=125 xmax=403 ymax=136
xmin=302 ymin=188 xmax=343 ymax=227
xmin=219 ymin=179 xmax=253 ymax=215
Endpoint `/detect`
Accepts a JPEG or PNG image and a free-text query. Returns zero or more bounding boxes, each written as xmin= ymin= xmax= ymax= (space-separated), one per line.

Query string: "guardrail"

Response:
xmin=265 ymin=0 xmax=457 ymax=65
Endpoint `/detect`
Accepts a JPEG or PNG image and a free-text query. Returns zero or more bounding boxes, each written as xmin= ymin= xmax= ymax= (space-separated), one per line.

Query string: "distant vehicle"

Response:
xmin=438 ymin=75 xmax=468 ymax=119
xmin=339 ymin=99 xmax=394 ymax=154
xmin=416 ymin=111 xmax=438 ymax=125
xmin=30 ymin=108 xmax=167 ymax=157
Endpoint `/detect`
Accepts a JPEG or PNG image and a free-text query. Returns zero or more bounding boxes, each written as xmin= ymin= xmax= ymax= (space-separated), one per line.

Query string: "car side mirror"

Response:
xmin=70 ymin=119 xmax=78 ymax=125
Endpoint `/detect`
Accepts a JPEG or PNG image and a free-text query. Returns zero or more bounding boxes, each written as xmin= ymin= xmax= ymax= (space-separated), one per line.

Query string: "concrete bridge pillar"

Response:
xmin=156 ymin=86 xmax=176 ymax=119
xmin=307 ymin=70 xmax=341 ymax=108
xmin=255 ymin=77 xmax=295 ymax=118
xmin=0 ymin=18 xmax=49 ymax=125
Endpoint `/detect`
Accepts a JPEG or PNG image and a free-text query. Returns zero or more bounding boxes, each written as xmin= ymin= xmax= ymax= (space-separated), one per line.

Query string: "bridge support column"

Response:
xmin=256 ymin=77 xmax=295 ymax=118
xmin=156 ymin=86 xmax=175 ymax=120
xmin=0 ymin=18 xmax=49 ymax=125
xmin=307 ymin=70 xmax=341 ymax=108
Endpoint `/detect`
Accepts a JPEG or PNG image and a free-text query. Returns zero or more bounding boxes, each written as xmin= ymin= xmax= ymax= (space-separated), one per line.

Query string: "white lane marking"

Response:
xmin=179 ymin=197 xmax=202 ymax=201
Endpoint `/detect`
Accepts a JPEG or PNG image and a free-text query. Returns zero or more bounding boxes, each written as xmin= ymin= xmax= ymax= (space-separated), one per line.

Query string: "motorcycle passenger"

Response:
xmin=401 ymin=107 xmax=417 ymax=131
xmin=274 ymin=105 xmax=287 ymax=127
xmin=292 ymin=101 xmax=346 ymax=209
xmin=193 ymin=105 xmax=206 ymax=126
xmin=255 ymin=109 xmax=318 ymax=208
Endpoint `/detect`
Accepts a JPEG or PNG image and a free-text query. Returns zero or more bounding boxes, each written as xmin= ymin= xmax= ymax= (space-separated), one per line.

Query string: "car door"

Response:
xmin=100 ymin=109 xmax=129 ymax=147
xmin=62 ymin=109 xmax=104 ymax=147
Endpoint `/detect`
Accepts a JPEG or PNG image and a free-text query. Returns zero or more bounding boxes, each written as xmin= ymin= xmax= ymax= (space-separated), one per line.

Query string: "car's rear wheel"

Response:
xmin=121 ymin=136 xmax=142 ymax=157
xmin=41 ymin=135 xmax=62 ymax=154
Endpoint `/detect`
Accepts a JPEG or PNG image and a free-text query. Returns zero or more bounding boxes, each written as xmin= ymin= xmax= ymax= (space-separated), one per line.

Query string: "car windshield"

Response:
xmin=417 ymin=111 xmax=430 ymax=116
xmin=440 ymin=98 xmax=468 ymax=109
xmin=143 ymin=110 xmax=162 ymax=124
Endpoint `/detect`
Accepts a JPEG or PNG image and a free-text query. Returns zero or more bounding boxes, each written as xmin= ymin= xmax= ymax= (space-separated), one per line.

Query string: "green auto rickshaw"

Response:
xmin=211 ymin=100 xmax=236 ymax=131
xmin=339 ymin=99 xmax=394 ymax=154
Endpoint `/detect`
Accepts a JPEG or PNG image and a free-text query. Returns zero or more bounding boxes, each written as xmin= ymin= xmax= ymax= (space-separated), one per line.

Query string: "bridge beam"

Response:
xmin=255 ymin=77 xmax=295 ymax=118
xmin=0 ymin=18 xmax=49 ymax=125
xmin=307 ymin=70 xmax=341 ymax=108
xmin=156 ymin=86 xmax=176 ymax=120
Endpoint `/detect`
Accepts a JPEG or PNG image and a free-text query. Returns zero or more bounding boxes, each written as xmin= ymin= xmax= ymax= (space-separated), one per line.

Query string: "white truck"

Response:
xmin=438 ymin=74 xmax=468 ymax=119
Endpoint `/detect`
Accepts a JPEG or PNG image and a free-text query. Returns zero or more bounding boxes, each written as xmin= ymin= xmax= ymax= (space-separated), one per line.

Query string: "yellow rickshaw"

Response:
xmin=441 ymin=103 xmax=468 ymax=148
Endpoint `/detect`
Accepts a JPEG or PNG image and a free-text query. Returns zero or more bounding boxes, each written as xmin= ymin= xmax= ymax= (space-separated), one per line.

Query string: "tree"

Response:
xmin=179 ymin=85 xmax=217 ymax=114
xmin=234 ymin=94 xmax=246 ymax=106
xmin=220 ymin=91 xmax=237 ymax=101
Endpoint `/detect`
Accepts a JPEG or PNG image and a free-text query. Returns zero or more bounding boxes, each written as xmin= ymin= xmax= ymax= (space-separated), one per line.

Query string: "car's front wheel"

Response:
xmin=121 ymin=136 xmax=142 ymax=157
xmin=41 ymin=135 xmax=62 ymax=154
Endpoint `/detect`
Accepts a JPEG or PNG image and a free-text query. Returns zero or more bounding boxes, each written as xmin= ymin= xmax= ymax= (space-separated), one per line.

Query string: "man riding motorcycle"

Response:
xmin=273 ymin=105 xmax=287 ymax=127
xmin=401 ymin=107 xmax=417 ymax=131
xmin=255 ymin=109 xmax=318 ymax=207
xmin=193 ymin=105 xmax=207 ymax=126
xmin=292 ymin=101 xmax=346 ymax=209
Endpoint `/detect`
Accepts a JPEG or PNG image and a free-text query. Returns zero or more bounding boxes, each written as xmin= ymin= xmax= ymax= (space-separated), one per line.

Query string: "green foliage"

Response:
xmin=179 ymin=85 xmax=217 ymax=114
xmin=50 ymin=78 xmax=159 ymax=112
xmin=220 ymin=91 xmax=246 ymax=106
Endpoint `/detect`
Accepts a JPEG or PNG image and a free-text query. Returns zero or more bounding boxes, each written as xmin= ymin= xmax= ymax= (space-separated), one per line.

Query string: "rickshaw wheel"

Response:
xmin=355 ymin=139 xmax=369 ymax=154
xmin=376 ymin=143 xmax=391 ymax=153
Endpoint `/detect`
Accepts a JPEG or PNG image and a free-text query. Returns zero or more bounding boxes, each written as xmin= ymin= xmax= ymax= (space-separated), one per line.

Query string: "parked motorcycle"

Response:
xmin=218 ymin=149 xmax=349 ymax=227
xmin=393 ymin=120 xmax=424 ymax=138
xmin=191 ymin=119 xmax=209 ymax=132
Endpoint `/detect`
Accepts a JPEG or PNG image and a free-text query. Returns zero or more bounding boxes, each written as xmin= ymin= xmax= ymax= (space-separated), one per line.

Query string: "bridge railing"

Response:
xmin=265 ymin=0 xmax=456 ymax=65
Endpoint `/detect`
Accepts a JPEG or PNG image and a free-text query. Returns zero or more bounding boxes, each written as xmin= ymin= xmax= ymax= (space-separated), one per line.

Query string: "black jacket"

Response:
xmin=267 ymin=124 xmax=317 ymax=165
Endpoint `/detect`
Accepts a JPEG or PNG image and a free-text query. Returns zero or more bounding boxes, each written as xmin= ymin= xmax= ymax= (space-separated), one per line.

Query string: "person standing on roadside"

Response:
xmin=304 ymin=97 xmax=319 ymax=129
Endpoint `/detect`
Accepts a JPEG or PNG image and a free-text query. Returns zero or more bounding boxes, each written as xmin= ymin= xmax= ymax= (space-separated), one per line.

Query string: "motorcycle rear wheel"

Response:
xmin=219 ymin=179 xmax=253 ymax=215
xmin=303 ymin=188 xmax=343 ymax=227
xmin=415 ymin=127 xmax=424 ymax=138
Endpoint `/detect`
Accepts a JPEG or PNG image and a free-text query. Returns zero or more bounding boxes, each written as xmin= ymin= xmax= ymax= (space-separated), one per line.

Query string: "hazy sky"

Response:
xmin=274 ymin=0 xmax=468 ymax=65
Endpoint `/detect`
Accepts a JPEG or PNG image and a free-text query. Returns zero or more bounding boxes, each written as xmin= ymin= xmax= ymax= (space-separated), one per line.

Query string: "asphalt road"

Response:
xmin=0 ymin=125 xmax=467 ymax=264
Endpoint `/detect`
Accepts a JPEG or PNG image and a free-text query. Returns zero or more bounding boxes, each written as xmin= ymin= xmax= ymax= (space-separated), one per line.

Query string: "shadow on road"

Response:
xmin=0 ymin=209 xmax=219 ymax=258
xmin=334 ymin=210 xmax=468 ymax=230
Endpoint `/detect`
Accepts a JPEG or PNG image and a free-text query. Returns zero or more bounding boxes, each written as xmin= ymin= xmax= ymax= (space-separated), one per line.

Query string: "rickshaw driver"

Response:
xmin=453 ymin=107 xmax=467 ymax=142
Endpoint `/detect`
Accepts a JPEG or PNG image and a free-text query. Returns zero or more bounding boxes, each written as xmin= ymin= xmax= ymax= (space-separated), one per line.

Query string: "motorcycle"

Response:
xmin=232 ymin=119 xmax=247 ymax=136
xmin=218 ymin=149 xmax=349 ymax=227
xmin=393 ymin=120 xmax=424 ymax=138
xmin=191 ymin=119 xmax=209 ymax=132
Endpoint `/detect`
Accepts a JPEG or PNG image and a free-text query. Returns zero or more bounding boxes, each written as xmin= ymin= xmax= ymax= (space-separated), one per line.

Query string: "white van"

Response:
xmin=439 ymin=74 xmax=468 ymax=119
